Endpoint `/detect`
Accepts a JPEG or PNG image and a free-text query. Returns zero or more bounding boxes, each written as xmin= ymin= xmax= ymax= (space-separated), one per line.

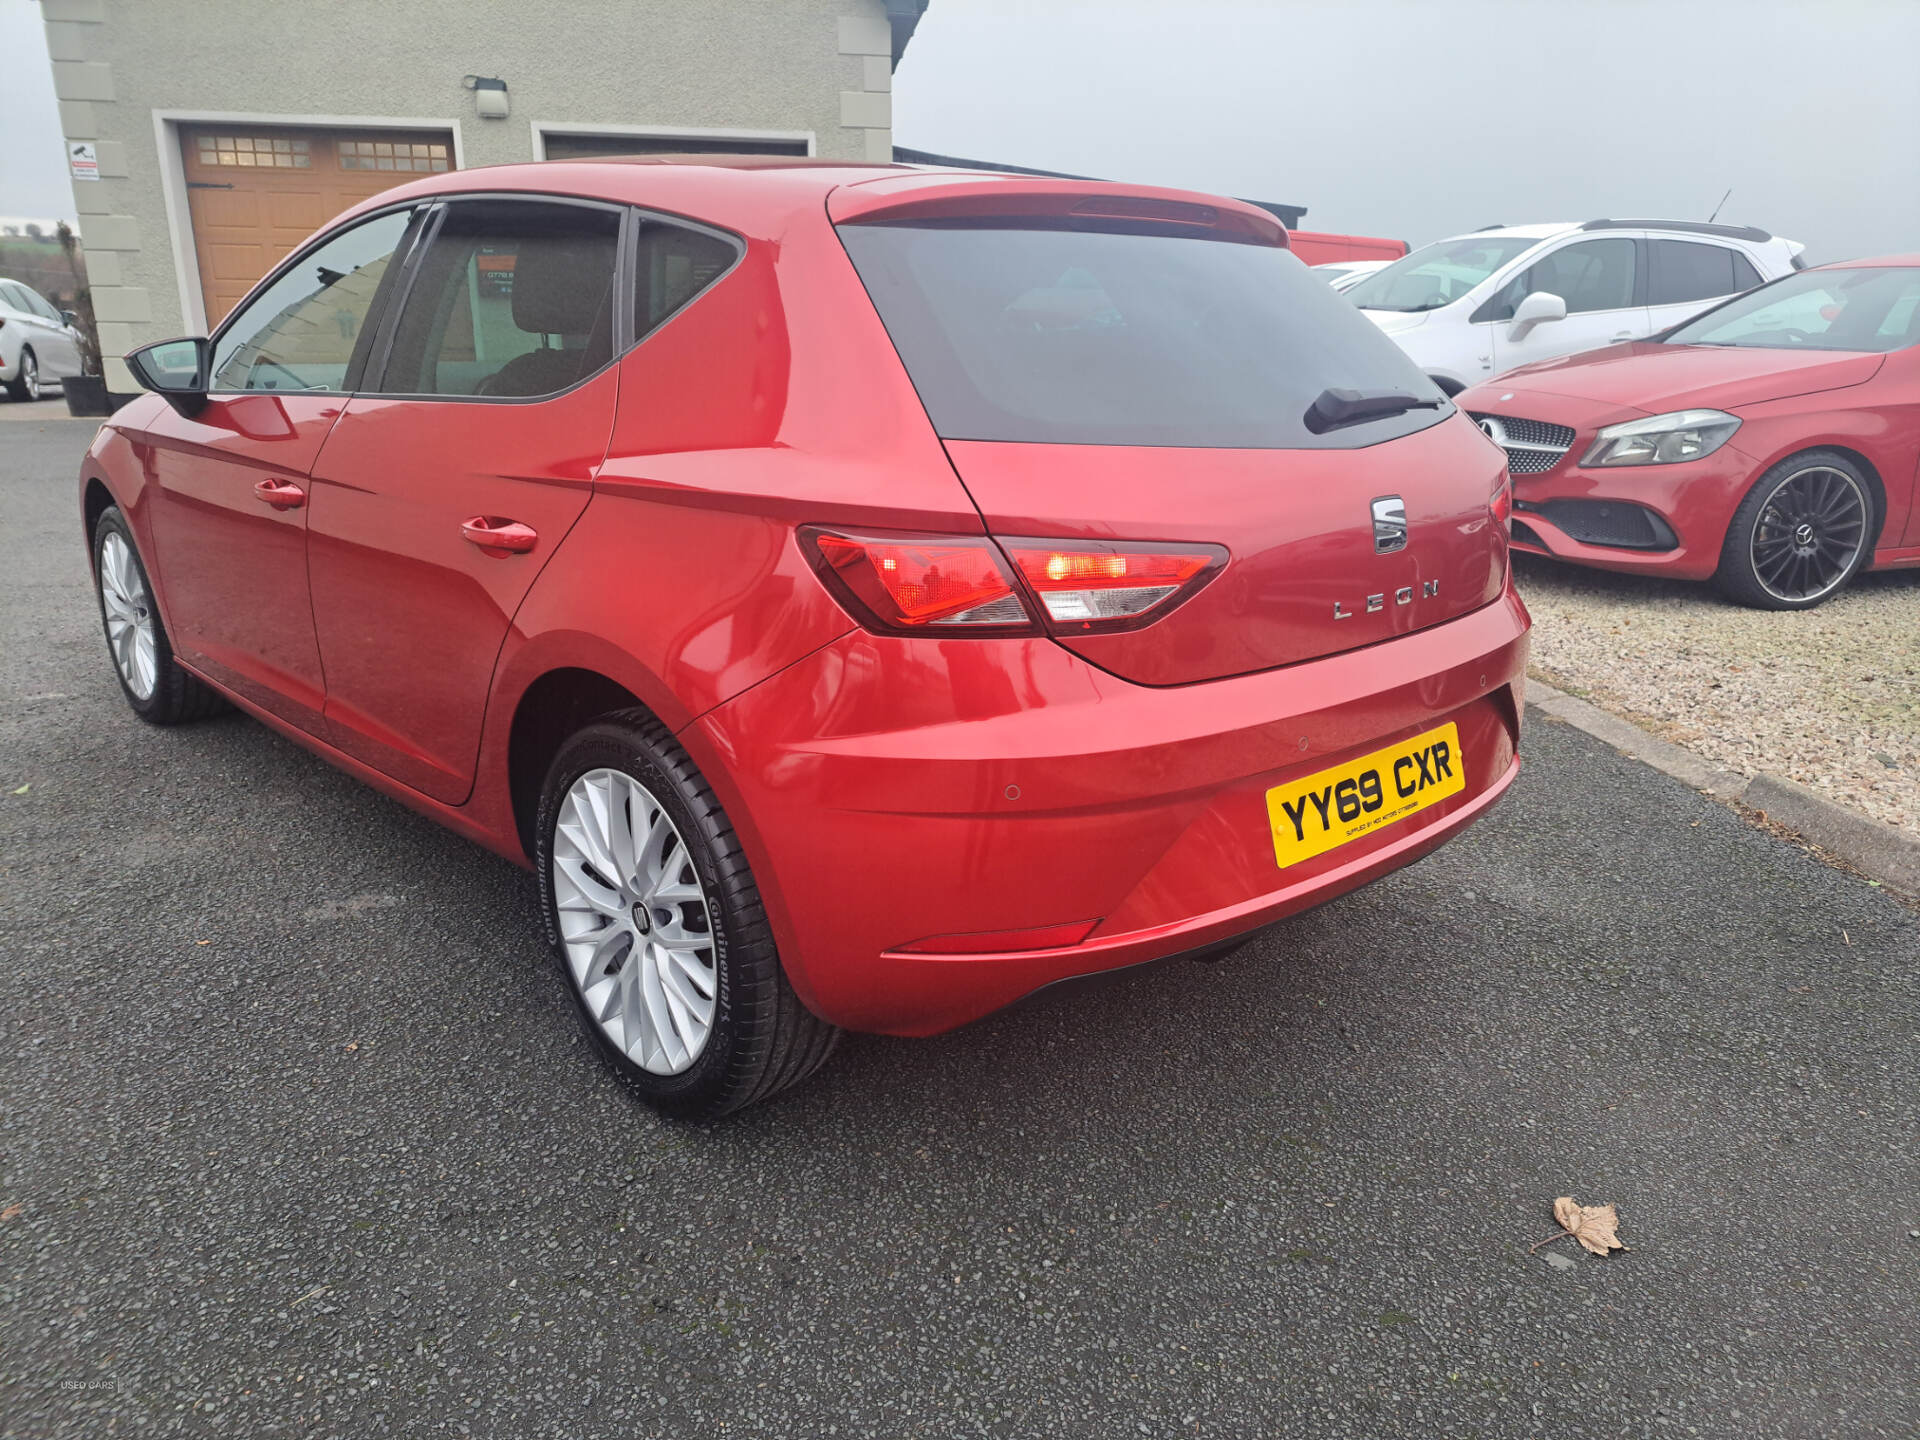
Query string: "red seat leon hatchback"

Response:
xmin=1462 ymin=255 xmax=1920 ymax=608
xmin=84 ymin=159 xmax=1529 ymax=1115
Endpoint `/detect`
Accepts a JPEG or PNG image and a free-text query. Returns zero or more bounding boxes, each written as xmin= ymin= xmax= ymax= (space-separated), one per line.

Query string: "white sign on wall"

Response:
xmin=68 ymin=142 xmax=99 ymax=181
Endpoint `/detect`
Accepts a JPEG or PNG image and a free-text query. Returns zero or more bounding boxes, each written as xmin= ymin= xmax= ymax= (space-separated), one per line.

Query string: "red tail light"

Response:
xmin=800 ymin=529 xmax=1226 ymax=637
xmin=1002 ymin=539 xmax=1226 ymax=632
xmin=799 ymin=528 xmax=1035 ymax=633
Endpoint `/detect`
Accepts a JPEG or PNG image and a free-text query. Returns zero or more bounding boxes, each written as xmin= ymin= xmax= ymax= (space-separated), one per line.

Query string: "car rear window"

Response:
xmin=837 ymin=221 xmax=1451 ymax=449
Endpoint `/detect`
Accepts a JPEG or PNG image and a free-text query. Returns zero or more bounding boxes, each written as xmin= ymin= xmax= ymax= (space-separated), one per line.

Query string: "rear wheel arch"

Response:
xmin=506 ymin=667 xmax=650 ymax=860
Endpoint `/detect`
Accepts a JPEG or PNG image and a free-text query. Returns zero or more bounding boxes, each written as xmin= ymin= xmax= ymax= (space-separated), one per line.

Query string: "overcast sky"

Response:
xmin=5 ymin=0 xmax=1917 ymax=261
xmin=893 ymin=0 xmax=1920 ymax=264
xmin=0 ymin=0 xmax=68 ymax=223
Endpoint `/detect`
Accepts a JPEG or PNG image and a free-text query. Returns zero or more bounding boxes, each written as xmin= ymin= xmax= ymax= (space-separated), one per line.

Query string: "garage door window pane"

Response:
xmin=210 ymin=209 xmax=412 ymax=392
xmin=376 ymin=201 xmax=619 ymax=398
xmin=340 ymin=138 xmax=449 ymax=173
xmin=197 ymin=134 xmax=310 ymax=170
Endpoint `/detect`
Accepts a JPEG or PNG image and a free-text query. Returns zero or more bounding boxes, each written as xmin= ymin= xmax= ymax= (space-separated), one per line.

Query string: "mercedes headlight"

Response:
xmin=1581 ymin=410 xmax=1740 ymax=467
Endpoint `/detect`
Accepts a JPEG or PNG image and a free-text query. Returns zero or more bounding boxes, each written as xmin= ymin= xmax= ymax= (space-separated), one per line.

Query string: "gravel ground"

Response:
xmin=1515 ymin=554 xmax=1920 ymax=838
xmin=5 ymin=418 xmax=1920 ymax=1437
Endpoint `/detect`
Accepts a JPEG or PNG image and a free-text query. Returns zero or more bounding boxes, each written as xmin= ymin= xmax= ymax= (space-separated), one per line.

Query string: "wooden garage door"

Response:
xmin=182 ymin=125 xmax=453 ymax=325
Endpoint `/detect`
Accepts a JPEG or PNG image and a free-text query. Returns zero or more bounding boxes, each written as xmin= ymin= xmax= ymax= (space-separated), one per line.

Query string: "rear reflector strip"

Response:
xmin=893 ymin=919 xmax=1100 ymax=955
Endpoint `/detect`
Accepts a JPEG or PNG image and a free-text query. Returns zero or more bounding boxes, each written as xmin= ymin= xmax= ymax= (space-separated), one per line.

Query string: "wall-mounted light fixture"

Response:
xmin=463 ymin=75 xmax=510 ymax=120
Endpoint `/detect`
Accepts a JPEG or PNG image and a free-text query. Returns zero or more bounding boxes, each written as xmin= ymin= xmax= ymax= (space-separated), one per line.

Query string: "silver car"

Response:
xmin=0 ymin=278 xmax=86 ymax=400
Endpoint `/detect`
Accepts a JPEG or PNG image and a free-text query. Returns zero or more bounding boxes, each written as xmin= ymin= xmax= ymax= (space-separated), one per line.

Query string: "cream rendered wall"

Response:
xmin=41 ymin=0 xmax=901 ymax=388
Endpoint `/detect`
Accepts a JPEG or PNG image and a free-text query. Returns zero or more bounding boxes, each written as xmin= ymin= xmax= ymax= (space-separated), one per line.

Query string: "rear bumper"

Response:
xmin=691 ymin=589 xmax=1531 ymax=1035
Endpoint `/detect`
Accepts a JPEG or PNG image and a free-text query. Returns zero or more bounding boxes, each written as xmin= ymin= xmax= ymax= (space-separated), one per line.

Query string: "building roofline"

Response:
xmin=887 ymin=1 xmax=930 ymax=67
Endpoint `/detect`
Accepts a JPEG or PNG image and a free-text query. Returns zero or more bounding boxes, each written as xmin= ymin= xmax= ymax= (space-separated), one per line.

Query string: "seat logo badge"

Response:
xmin=1371 ymin=495 xmax=1408 ymax=554
xmin=1334 ymin=578 xmax=1438 ymax=619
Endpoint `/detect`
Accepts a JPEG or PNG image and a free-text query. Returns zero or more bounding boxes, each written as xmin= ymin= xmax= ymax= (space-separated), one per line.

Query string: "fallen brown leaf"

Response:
xmin=1530 ymin=1195 xmax=1627 ymax=1256
xmin=1 ymin=1203 xmax=23 ymax=1221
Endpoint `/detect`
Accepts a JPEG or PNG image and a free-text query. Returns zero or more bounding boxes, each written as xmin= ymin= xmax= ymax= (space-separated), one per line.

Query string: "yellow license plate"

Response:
xmin=1265 ymin=722 xmax=1465 ymax=869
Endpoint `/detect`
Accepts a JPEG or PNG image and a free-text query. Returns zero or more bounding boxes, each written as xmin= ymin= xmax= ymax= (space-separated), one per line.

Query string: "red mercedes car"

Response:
xmin=82 ymin=159 xmax=1528 ymax=1115
xmin=1462 ymin=256 xmax=1920 ymax=608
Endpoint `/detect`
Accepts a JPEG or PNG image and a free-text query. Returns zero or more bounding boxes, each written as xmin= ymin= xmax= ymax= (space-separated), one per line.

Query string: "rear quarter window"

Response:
xmin=837 ymin=221 xmax=1451 ymax=449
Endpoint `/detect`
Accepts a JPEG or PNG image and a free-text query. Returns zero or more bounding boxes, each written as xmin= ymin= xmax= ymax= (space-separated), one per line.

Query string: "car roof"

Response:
xmin=330 ymin=156 xmax=1286 ymax=245
xmin=1447 ymin=220 xmax=1790 ymax=246
xmin=1449 ymin=222 xmax=1579 ymax=242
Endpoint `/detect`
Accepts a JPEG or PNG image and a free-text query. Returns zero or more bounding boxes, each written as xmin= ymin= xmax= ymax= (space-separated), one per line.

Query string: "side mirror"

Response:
xmin=1508 ymin=290 xmax=1567 ymax=341
xmin=125 ymin=336 xmax=211 ymax=416
xmin=61 ymin=309 xmax=78 ymax=327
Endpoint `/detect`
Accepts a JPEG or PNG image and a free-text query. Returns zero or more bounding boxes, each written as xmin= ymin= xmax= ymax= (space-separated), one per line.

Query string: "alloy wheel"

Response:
xmin=98 ymin=531 xmax=158 ymax=699
xmin=1749 ymin=465 xmax=1867 ymax=604
xmin=551 ymin=768 xmax=718 ymax=1075
xmin=21 ymin=353 xmax=40 ymax=400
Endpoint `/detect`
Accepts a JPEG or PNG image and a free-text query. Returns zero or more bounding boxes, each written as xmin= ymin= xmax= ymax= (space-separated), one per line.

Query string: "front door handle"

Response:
xmin=460 ymin=515 xmax=538 ymax=557
xmin=253 ymin=478 xmax=306 ymax=510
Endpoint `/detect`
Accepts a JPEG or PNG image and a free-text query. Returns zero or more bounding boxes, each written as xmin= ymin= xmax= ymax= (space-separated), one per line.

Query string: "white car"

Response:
xmin=0 ymin=277 xmax=86 ymax=401
xmin=1311 ymin=259 xmax=1391 ymax=292
xmin=1343 ymin=220 xmax=1805 ymax=393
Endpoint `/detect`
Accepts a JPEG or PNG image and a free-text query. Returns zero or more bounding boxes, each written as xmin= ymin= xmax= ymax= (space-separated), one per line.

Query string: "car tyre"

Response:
xmin=91 ymin=506 xmax=230 ymax=724
xmin=1714 ymin=448 xmax=1876 ymax=611
xmin=536 ymin=710 xmax=840 ymax=1119
xmin=7 ymin=348 xmax=41 ymax=401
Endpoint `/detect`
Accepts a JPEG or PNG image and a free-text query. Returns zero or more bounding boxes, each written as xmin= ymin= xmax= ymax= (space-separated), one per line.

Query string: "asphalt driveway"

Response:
xmin=3 ymin=417 xmax=1917 ymax=1438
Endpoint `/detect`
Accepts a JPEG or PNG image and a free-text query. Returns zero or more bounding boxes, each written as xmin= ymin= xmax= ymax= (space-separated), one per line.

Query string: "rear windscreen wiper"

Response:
xmin=1303 ymin=387 xmax=1446 ymax=435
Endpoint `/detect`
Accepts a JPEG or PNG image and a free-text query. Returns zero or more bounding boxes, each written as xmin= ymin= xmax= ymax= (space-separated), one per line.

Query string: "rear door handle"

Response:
xmin=252 ymin=478 xmax=306 ymax=510
xmin=1610 ymin=331 xmax=1634 ymax=342
xmin=460 ymin=515 xmax=538 ymax=556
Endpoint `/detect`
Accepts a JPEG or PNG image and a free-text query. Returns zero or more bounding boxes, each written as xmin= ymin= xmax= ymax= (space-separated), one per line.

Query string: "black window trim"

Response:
xmin=202 ymin=188 xmax=747 ymax=405
xmin=358 ymin=191 xmax=630 ymax=404
xmin=626 ymin=205 xmax=748 ymax=346
xmin=357 ymin=191 xmax=745 ymax=405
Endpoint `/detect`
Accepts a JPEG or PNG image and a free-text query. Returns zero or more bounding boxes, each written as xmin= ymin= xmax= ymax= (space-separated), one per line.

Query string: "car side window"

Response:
xmin=1523 ymin=238 xmax=1636 ymax=314
xmin=0 ymin=281 xmax=24 ymax=312
xmin=210 ymin=208 xmax=413 ymax=393
xmin=1728 ymin=252 xmax=1762 ymax=292
xmin=374 ymin=199 xmax=620 ymax=398
xmin=633 ymin=217 xmax=741 ymax=341
xmin=1648 ymin=240 xmax=1747 ymax=305
xmin=1473 ymin=239 xmax=1636 ymax=323
xmin=22 ymin=287 xmax=62 ymax=322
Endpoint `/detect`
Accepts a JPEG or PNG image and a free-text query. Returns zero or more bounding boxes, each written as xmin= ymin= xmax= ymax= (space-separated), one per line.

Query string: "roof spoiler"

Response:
xmin=828 ymin=177 xmax=1289 ymax=247
xmin=1580 ymin=218 xmax=1773 ymax=243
